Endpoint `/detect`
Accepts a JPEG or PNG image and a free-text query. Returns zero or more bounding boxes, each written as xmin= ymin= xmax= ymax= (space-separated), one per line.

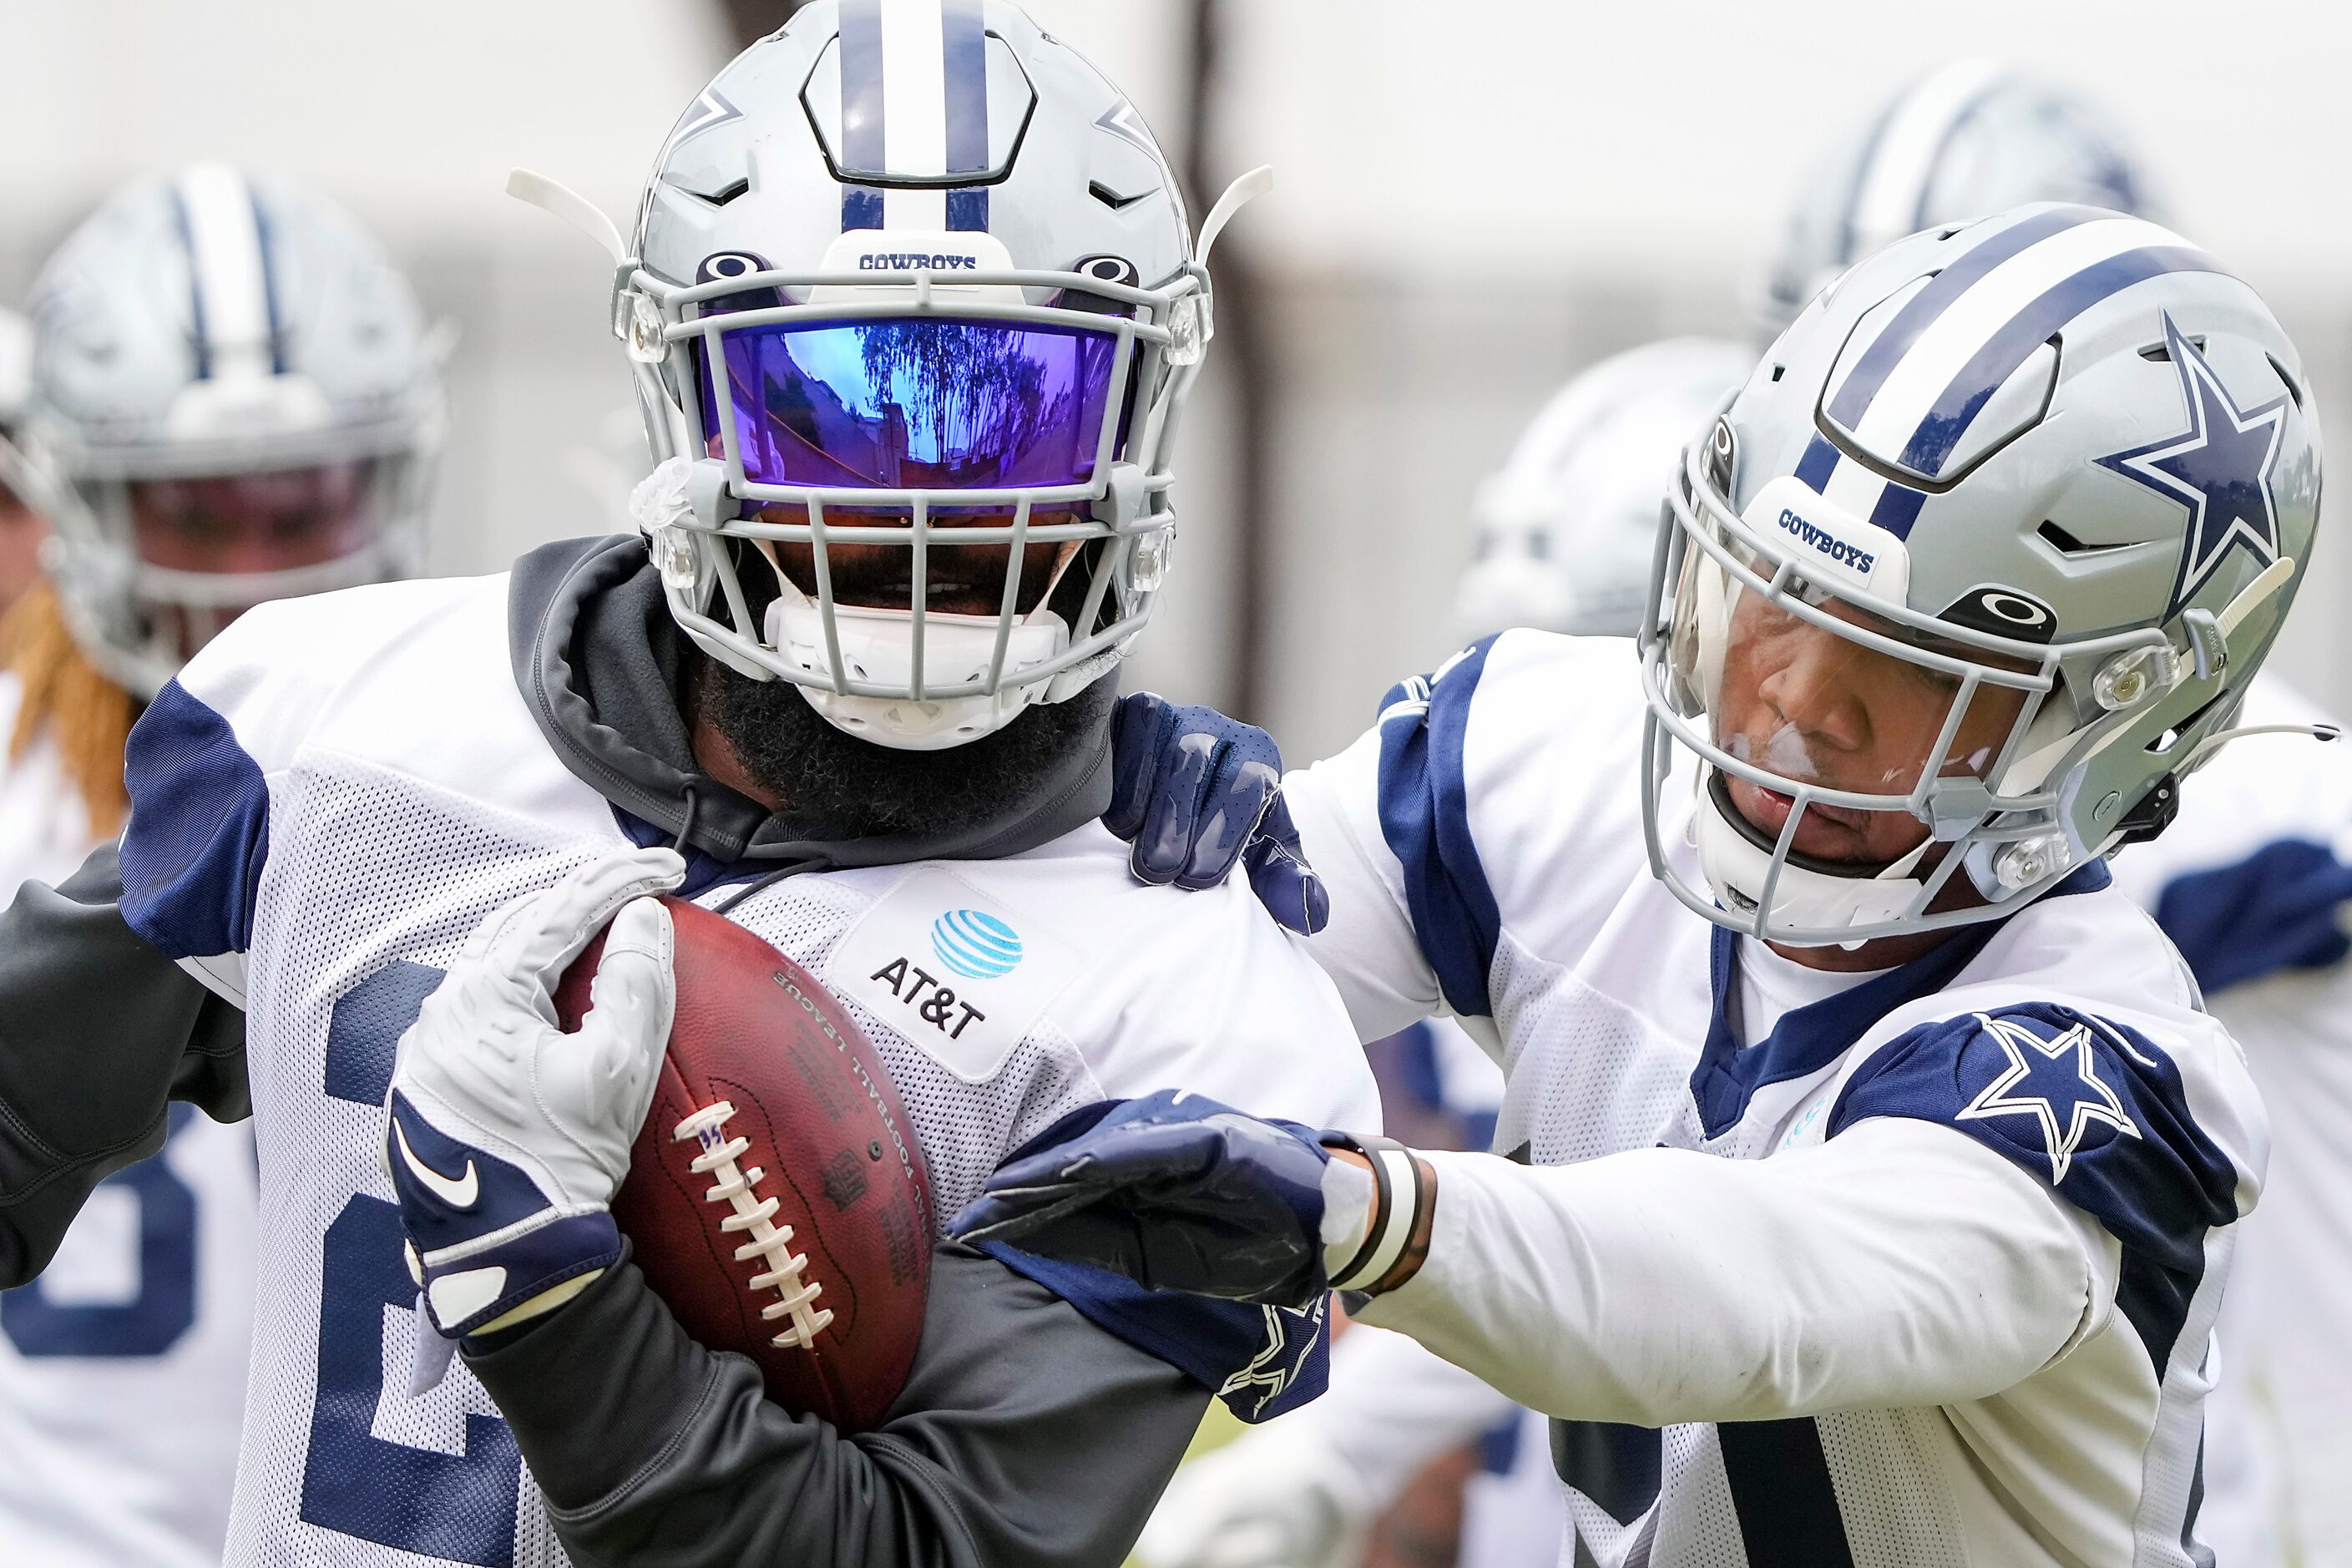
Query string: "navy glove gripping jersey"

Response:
xmin=1281 ymin=630 xmax=2263 ymax=1568
xmin=104 ymin=564 xmax=1377 ymax=1567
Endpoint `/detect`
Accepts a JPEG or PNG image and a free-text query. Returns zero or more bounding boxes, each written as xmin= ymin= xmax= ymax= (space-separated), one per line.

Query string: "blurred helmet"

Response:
xmin=1455 ymin=338 xmax=1750 ymax=640
xmin=620 ymin=0 xmax=1219 ymax=751
xmin=1642 ymin=205 xmax=2319 ymax=947
xmin=1748 ymin=60 xmax=2148 ymax=339
xmin=18 ymin=165 xmax=443 ymax=697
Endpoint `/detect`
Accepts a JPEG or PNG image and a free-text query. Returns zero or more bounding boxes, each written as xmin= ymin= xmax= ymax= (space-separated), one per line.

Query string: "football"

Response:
xmin=554 ymin=894 xmax=933 ymax=1434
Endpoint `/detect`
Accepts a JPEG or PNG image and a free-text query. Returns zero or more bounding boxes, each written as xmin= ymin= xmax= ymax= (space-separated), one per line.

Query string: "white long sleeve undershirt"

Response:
xmin=1357 ymin=1116 xmax=2118 ymax=1428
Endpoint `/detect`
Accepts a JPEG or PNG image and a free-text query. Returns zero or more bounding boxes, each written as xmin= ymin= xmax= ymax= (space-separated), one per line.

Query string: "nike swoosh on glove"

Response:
xmin=1105 ymin=692 xmax=1330 ymax=936
xmin=950 ymin=1090 xmax=1340 ymax=1308
xmin=386 ymin=847 xmax=684 ymax=1344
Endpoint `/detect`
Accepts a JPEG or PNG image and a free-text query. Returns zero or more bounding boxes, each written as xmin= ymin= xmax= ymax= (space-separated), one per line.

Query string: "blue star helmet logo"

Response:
xmin=1956 ymin=1011 xmax=2142 ymax=1183
xmin=2097 ymin=313 xmax=2289 ymax=617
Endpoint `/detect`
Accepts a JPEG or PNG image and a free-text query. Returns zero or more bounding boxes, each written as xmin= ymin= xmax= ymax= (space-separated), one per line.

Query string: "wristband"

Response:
xmin=1320 ymin=1134 xmax=1437 ymax=1295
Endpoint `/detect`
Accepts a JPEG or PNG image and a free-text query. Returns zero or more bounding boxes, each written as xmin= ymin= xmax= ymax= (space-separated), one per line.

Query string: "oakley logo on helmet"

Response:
xmin=1075 ymin=255 xmax=1141 ymax=288
xmin=1942 ymin=587 xmax=2059 ymax=645
xmin=698 ymin=252 xmax=769 ymax=283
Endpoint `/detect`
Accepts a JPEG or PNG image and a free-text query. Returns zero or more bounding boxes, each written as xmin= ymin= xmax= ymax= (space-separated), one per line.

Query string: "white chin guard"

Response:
xmin=766 ymin=595 xmax=1072 ymax=752
xmin=1691 ymin=775 xmax=1932 ymax=948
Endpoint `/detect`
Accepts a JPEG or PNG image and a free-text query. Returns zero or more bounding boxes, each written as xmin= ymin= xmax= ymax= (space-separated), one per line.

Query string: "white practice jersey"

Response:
xmin=1282 ymin=631 xmax=2263 ymax=1568
xmin=2107 ymin=672 xmax=2352 ymax=1565
xmin=109 ymin=573 xmax=1378 ymax=1568
xmin=1374 ymin=1018 xmax=1565 ymax=1568
xmin=0 ymin=670 xmax=258 ymax=1568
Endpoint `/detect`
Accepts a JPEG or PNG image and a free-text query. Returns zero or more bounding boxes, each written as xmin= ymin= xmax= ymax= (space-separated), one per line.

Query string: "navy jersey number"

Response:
xmin=1 ymin=1104 xmax=200 ymax=1358
xmin=299 ymin=960 xmax=521 ymax=1566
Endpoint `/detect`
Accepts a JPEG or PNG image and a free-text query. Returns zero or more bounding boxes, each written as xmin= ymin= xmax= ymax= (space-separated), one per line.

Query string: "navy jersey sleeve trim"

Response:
xmin=977 ymin=1242 xmax=1330 ymax=1423
xmin=2152 ymin=838 xmax=2352 ymax=994
xmin=1828 ymin=1001 xmax=2238 ymax=1373
xmin=1373 ymin=637 xmax=1504 ymax=1019
xmin=119 ymin=680 xmax=271 ymax=960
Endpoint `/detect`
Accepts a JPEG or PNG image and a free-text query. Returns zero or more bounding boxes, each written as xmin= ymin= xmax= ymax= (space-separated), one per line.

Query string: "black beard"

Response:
xmin=695 ymin=655 xmax=1116 ymax=839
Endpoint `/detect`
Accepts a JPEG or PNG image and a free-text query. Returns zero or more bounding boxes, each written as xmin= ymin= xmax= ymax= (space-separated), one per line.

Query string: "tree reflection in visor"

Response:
xmin=703 ymin=317 xmax=1127 ymax=617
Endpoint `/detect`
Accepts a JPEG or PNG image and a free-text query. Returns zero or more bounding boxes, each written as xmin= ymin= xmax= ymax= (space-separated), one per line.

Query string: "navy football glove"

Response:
xmin=950 ymin=1090 xmax=1436 ymax=1309
xmin=1106 ymin=692 xmax=1329 ymax=936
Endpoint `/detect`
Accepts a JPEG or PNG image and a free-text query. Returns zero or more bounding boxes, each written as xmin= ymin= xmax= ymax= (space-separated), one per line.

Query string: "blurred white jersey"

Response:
xmin=2107 ymin=672 xmax=2352 ymax=1565
xmin=1285 ymin=631 xmax=2263 ymax=1568
xmin=112 ymin=574 xmax=1378 ymax=1566
xmin=0 ymin=670 xmax=258 ymax=1568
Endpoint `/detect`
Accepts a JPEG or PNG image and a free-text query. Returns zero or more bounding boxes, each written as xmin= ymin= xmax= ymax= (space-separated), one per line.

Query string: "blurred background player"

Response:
xmin=0 ymin=164 xmax=443 ymax=1567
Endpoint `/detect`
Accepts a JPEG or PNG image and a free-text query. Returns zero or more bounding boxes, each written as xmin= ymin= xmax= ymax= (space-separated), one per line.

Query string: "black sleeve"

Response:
xmin=0 ymin=842 xmax=249 ymax=1286
xmin=467 ymin=1242 xmax=1211 ymax=1568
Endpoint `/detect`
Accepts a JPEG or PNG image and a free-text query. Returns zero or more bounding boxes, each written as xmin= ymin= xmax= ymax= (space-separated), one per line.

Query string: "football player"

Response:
xmin=0 ymin=7 xmax=1376 ymax=1567
xmin=1761 ymin=64 xmax=2337 ymax=1563
xmin=1138 ymin=339 xmax=1748 ymax=1568
xmin=0 ymin=166 xmax=442 ymax=1568
xmin=963 ymin=204 xmax=2312 ymax=1565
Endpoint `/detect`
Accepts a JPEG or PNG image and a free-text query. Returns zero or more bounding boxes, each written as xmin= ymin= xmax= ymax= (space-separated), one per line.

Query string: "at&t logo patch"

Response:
xmin=826 ymin=868 xmax=1081 ymax=1083
xmin=932 ymin=909 xmax=1023 ymax=979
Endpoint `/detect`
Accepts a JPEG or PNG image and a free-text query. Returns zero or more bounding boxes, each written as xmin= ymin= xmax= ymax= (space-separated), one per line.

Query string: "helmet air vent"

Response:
xmin=2268 ymin=354 xmax=2307 ymax=411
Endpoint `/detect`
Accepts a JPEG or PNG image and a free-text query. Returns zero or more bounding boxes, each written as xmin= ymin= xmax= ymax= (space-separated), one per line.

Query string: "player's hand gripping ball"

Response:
xmin=553 ymin=880 xmax=935 ymax=1434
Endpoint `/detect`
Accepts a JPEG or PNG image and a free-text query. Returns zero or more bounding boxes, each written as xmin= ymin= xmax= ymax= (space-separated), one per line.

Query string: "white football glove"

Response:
xmin=386 ymin=847 xmax=685 ymax=1342
xmin=1132 ymin=1417 xmax=1373 ymax=1568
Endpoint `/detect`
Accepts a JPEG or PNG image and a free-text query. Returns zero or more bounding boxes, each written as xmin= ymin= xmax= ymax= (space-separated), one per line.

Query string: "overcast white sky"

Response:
xmin=10 ymin=3 xmax=2331 ymax=276
xmin=8 ymin=1 xmax=2351 ymax=738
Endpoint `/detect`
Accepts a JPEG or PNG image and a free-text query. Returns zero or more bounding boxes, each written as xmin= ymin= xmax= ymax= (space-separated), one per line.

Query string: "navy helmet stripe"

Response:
xmin=1825 ymin=205 xmax=2106 ymax=429
xmin=942 ymin=0 xmax=990 ymax=231
xmin=1794 ymin=433 xmax=1840 ymax=493
xmin=838 ymin=0 xmax=887 ymax=230
xmin=1869 ymin=483 xmax=1926 ymax=538
xmin=942 ymin=0 xmax=989 ymax=175
xmin=168 ymin=189 xmax=215 ymax=382
xmin=249 ymin=188 xmax=287 ymax=376
xmin=1899 ymin=245 xmax=2231 ymax=478
xmin=946 ymin=189 xmax=990 ymax=231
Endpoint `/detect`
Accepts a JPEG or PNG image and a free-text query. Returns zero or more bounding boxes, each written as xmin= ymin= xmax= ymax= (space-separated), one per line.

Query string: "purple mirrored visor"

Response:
xmin=702 ymin=316 xmax=1126 ymax=491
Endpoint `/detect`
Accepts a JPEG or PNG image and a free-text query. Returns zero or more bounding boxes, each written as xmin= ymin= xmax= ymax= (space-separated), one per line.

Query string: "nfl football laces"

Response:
xmin=671 ymin=1100 xmax=836 ymax=1351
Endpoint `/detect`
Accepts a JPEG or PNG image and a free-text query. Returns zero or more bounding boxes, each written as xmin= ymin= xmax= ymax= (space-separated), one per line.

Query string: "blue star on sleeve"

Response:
xmin=1828 ymin=1002 xmax=2241 ymax=1376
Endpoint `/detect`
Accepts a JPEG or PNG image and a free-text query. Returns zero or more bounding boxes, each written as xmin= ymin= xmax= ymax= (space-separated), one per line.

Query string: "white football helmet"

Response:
xmin=1749 ymin=60 xmax=2149 ymax=341
xmin=1456 ymin=339 xmax=1751 ymax=640
xmin=1644 ymin=205 xmax=2320 ymax=946
xmin=18 ymin=165 xmax=443 ymax=697
xmin=609 ymin=0 xmax=1252 ymax=751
